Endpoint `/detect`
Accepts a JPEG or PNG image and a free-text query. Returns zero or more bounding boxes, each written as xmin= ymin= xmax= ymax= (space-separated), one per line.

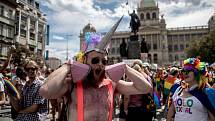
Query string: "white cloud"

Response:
xmin=158 ymin=0 xmax=215 ymax=27
xmin=52 ymin=35 xmax=65 ymax=40
xmin=46 ymin=40 xmax=80 ymax=62
xmin=166 ymin=8 xmax=214 ymax=28
xmin=41 ymin=0 xmax=215 ymax=62
xmin=42 ymin=0 xmax=128 ymax=62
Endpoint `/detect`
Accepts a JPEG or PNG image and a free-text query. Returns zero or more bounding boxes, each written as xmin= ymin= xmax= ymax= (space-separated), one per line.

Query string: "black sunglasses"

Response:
xmin=181 ymin=70 xmax=192 ymax=75
xmin=25 ymin=67 xmax=37 ymax=71
xmin=91 ymin=57 xmax=107 ymax=65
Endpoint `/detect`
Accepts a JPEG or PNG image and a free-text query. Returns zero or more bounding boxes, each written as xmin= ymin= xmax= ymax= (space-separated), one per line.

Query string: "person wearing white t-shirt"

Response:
xmin=167 ymin=58 xmax=215 ymax=121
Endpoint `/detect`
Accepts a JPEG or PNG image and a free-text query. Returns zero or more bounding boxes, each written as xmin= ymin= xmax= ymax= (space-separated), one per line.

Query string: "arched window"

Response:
xmin=146 ymin=13 xmax=150 ymax=19
xmin=140 ymin=13 xmax=144 ymax=20
xmin=152 ymin=12 xmax=156 ymax=19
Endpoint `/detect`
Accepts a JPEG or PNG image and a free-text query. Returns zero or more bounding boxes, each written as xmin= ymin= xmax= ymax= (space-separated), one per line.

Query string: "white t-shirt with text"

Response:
xmin=172 ymin=88 xmax=208 ymax=121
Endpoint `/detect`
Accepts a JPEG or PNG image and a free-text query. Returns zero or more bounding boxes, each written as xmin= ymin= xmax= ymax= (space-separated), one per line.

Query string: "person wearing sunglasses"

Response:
xmin=167 ymin=58 xmax=215 ymax=121
xmin=9 ymin=60 xmax=48 ymax=121
xmin=40 ymin=16 xmax=152 ymax=121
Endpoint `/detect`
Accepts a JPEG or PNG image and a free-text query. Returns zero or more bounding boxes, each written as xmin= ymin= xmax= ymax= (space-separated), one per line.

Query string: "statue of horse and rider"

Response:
xmin=129 ymin=10 xmax=140 ymax=34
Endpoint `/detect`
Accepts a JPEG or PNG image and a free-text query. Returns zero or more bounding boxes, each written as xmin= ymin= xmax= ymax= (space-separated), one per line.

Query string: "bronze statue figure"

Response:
xmin=129 ymin=10 xmax=140 ymax=35
xmin=141 ymin=39 xmax=149 ymax=53
xmin=120 ymin=39 xmax=128 ymax=58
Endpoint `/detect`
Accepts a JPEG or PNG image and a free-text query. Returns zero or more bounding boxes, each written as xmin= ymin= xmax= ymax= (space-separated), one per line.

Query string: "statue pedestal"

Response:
xmin=130 ymin=35 xmax=138 ymax=41
xmin=128 ymin=35 xmax=140 ymax=59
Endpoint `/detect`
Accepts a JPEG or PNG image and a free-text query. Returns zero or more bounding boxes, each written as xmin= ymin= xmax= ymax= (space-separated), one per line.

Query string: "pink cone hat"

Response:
xmin=70 ymin=60 xmax=90 ymax=82
xmin=95 ymin=15 xmax=124 ymax=51
xmin=105 ymin=62 xmax=126 ymax=82
xmin=83 ymin=15 xmax=124 ymax=54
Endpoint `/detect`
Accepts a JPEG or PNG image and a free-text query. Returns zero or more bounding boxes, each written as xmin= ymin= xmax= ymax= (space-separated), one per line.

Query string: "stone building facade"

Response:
xmin=15 ymin=0 xmax=47 ymax=59
xmin=80 ymin=0 xmax=215 ymax=66
xmin=0 ymin=0 xmax=17 ymax=63
xmin=0 ymin=0 xmax=47 ymax=64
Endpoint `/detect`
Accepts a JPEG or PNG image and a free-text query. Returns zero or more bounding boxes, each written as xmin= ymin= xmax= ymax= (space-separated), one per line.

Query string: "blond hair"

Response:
xmin=24 ymin=60 xmax=39 ymax=69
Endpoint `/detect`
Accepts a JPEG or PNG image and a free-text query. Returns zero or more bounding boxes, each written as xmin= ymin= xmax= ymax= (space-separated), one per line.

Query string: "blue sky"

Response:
xmin=39 ymin=0 xmax=215 ymax=62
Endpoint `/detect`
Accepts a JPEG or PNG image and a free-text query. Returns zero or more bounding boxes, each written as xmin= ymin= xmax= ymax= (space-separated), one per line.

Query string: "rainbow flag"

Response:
xmin=155 ymin=77 xmax=161 ymax=92
xmin=164 ymin=75 xmax=176 ymax=96
xmin=4 ymin=79 xmax=20 ymax=99
xmin=154 ymin=89 xmax=161 ymax=108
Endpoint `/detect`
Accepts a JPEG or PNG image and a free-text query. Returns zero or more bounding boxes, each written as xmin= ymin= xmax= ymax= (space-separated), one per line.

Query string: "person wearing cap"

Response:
xmin=39 ymin=16 xmax=152 ymax=121
xmin=167 ymin=58 xmax=215 ymax=121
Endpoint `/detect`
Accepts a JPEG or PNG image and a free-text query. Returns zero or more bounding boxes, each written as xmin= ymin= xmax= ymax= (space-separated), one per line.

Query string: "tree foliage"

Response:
xmin=186 ymin=31 xmax=215 ymax=64
xmin=10 ymin=44 xmax=31 ymax=66
xmin=10 ymin=44 xmax=45 ymax=67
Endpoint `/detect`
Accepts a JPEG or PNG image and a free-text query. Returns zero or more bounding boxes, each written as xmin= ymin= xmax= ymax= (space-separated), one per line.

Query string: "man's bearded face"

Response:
xmin=85 ymin=51 xmax=108 ymax=84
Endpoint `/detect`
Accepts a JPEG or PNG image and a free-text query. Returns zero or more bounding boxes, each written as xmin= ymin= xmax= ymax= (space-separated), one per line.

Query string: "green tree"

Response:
xmin=10 ymin=44 xmax=32 ymax=66
xmin=186 ymin=31 xmax=215 ymax=63
xmin=11 ymin=45 xmax=45 ymax=67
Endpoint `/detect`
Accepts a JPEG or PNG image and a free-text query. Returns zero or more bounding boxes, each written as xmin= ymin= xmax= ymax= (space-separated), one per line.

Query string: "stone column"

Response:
xmin=16 ymin=9 xmax=21 ymax=43
xmin=161 ymin=31 xmax=169 ymax=65
xmin=34 ymin=18 xmax=38 ymax=54
xmin=42 ymin=24 xmax=46 ymax=58
xmin=26 ymin=16 xmax=30 ymax=48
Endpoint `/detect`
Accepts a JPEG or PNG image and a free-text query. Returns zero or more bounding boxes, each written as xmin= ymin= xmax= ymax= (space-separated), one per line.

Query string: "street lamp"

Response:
xmin=65 ymin=34 xmax=72 ymax=60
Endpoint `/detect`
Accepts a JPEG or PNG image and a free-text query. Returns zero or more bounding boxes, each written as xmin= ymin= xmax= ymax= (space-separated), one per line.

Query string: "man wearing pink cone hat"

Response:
xmin=39 ymin=16 xmax=152 ymax=121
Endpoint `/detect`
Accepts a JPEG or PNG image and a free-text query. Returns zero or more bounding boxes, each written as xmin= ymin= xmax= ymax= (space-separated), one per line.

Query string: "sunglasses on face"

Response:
xmin=25 ymin=67 xmax=37 ymax=71
xmin=181 ymin=70 xmax=192 ymax=75
xmin=91 ymin=57 xmax=107 ymax=65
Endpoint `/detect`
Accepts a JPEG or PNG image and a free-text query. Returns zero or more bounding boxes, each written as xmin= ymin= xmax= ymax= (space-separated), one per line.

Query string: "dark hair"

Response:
xmin=16 ymin=67 xmax=27 ymax=79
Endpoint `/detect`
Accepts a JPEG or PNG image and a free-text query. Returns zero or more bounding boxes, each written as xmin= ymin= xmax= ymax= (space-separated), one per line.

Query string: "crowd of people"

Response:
xmin=0 ymin=52 xmax=215 ymax=121
xmin=0 ymin=17 xmax=215 ymax=121
xmin=0 ymin=54 xmax=215 ymax=121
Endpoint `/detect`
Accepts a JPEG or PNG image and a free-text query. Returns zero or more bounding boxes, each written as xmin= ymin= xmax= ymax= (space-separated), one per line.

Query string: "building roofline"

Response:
xmin=167 ymin=25 xmax=208 ymax=31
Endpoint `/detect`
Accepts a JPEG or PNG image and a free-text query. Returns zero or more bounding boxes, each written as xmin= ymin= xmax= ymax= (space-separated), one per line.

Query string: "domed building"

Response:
xmin=208 ymin=12 xmax=215 ymax=32
xmin=140 ymin=0 xmax=157 ymax=8
xmin=82 ymin=23 xmax=96 ymax=33
xmin=108 ymin=0 xmax=214 ymax=66
xmin=79 ymin=0 xmax=215 ymax=66
xmin=79 ymin=23 xmax=97 ymax=51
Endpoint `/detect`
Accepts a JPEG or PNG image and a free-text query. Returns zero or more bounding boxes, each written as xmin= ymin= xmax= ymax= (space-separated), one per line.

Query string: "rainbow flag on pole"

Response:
xmin=164 ymin=75 xmax=176 ymax=96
